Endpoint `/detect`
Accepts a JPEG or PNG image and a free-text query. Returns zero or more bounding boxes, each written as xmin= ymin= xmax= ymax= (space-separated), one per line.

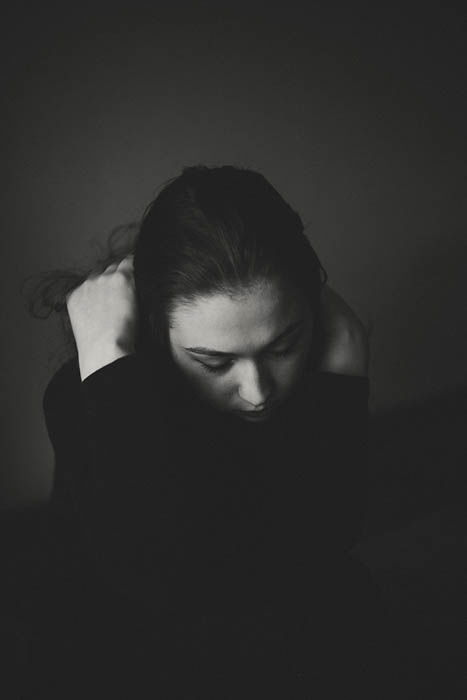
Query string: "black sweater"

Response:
xmin=43 ymin=351 xmax=370 ymax=624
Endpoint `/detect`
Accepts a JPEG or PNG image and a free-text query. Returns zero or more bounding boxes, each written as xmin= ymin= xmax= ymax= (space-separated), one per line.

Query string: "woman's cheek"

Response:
xmin=195 ymin=372 xmax=230 ymax=401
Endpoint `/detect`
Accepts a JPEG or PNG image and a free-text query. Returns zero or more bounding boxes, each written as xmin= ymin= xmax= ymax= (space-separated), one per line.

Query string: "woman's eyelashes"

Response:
xmin=201 ymin=361 xmax=233 ymax=374
xmin=198 ymin=338 xmax=301 ymax=374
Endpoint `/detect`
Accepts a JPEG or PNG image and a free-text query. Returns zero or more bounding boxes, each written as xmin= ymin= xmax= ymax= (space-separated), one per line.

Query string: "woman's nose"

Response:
xmin=237 ymin=361 xmax=272 ymax=407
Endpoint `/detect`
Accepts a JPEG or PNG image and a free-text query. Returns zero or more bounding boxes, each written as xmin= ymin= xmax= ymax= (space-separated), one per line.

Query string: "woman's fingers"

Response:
xmin=116 ymin=255 xmax=135 ymax=285
xmin=117 ymin=254 xmax=134 ymax=272
xmin=103 ymin=260 xmax=121 ymax=274
xmin=102 ymin=254 xmax=134 ymax=276
xmin=65 ymin=254 xmax=135 ymax=307
xmin=119 ymin=253 xmax=134 ymax=264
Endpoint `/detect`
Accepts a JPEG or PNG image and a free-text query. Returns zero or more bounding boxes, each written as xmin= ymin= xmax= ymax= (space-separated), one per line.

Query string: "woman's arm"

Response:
xmin=48 ymin=259 xmax=191 ymax=617
xmin=43 ymin=354 xmax=185 ymax=620
xmin=66 ymin=255 xmax=137 ymax=380
xmin=317 ymin=285 xmax=370 ymax=377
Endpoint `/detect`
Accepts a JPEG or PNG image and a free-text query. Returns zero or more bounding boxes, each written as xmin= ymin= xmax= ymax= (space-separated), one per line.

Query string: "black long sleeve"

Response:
xmin=43 ymin=354 xmax=370 ymax=620
xmin=43 ymin=354 xmax=190 ymax=617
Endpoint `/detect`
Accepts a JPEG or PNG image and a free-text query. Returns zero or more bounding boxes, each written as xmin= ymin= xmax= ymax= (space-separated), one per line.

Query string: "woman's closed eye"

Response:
xmin=198 ymin=338 xmax=300 ymax=374
xmin=200 ymin=361 xmax=234 ymax=374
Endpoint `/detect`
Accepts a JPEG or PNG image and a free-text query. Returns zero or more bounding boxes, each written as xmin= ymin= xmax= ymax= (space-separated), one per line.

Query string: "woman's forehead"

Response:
xmin=168 ymin=283 xmax=309 ymax=351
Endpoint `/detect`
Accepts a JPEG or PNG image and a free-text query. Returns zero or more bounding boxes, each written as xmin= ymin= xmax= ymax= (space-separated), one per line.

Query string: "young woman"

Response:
xmin=24 ymin=165 xmax=405 ymax=698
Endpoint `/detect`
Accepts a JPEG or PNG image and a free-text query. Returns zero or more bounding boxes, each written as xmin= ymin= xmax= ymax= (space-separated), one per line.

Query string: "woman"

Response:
xmin=23 ymin=165 xmax=402 ymax=698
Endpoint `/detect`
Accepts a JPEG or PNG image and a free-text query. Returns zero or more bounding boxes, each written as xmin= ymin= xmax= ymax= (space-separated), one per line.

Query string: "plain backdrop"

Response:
xmin=1 ymin=1 xmax=466 ymax=508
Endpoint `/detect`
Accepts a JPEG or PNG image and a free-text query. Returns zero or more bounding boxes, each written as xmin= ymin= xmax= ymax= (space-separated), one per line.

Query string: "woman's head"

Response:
xmin=133 ymin=164 xmax=327 ymax=420
xmin=168 ymin=279 xmax=315 ymax=421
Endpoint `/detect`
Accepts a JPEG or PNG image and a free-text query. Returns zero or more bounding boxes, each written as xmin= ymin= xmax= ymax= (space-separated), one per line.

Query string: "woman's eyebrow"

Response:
xmin=184 ymin=319 xmax=304 ymax=357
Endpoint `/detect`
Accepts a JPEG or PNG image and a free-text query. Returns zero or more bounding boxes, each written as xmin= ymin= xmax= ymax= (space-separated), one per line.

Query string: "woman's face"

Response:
xmin=168 ymin=280 xmax=315 ymax=422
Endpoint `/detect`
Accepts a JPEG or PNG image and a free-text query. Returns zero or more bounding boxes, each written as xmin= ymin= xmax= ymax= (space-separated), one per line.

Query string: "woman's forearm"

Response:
xmin=43 ymin=355 xmax=181 ymax=617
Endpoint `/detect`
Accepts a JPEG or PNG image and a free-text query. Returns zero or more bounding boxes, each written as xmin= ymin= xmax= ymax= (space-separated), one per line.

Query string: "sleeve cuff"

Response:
xmin=80 ymin=354 xmax=148 ymax=412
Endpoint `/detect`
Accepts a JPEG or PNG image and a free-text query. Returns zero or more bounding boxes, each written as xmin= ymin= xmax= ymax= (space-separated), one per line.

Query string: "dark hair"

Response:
xmin=25 ymin=164 xmax=328 ymax=361
xmin=134 ymin=165 xmax=327 ymax=351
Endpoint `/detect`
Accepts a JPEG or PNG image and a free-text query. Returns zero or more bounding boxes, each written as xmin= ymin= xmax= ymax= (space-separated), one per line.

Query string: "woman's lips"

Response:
xmin=235 ymin=405 xmax=274 ymax=419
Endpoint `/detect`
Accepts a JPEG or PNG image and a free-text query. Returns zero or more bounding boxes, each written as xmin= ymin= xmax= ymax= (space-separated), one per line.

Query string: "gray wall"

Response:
xmin=2 ymin=3 xmax=466 ymax=509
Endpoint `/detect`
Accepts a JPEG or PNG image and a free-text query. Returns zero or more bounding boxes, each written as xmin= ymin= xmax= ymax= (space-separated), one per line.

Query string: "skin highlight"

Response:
xmin=168 ymin=280 xmax=315 ymax=422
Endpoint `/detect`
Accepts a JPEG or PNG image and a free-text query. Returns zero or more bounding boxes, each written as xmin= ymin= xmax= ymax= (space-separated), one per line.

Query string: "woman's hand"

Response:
xmin=66 ymin=255 xmax=138 ymax=381
xmin=317 ymin=285 xmax=370 ymax=377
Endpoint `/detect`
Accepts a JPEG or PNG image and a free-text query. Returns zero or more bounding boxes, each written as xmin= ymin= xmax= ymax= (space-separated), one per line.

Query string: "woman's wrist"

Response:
xmin=78 ymin=343 xmax=134 ymax=381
